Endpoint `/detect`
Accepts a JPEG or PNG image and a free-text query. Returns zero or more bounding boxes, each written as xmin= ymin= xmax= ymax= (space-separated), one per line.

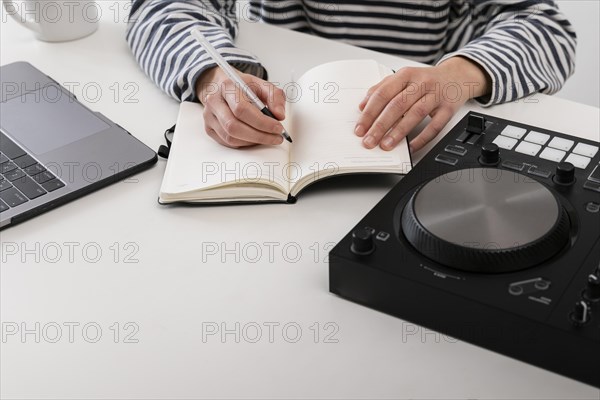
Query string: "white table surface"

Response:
xmin=1 ymin=3 xmax=600 ymax=399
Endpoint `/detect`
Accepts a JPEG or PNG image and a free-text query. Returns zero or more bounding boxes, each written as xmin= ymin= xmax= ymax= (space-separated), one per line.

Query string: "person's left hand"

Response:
xmin=355 ymin=56 xmax=491 ymax=152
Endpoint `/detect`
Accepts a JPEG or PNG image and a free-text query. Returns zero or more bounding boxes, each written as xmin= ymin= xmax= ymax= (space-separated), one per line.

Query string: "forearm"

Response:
xmin=443 ymin=0 xmax=577 ymax=106
xmin=126 ymin=0 xmax=266 ymax=102
xmin=438 ymin=56 xmax=492 ymax=101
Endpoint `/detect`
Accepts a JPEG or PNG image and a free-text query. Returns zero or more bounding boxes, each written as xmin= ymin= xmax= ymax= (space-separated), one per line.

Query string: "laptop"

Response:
xmin=0 ymin=62 xmax=157 ymax=229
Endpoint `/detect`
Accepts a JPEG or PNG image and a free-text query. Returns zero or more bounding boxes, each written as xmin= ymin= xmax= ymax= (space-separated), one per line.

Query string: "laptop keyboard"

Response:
xmin=0 ymin=132 xmax=65 ymax=213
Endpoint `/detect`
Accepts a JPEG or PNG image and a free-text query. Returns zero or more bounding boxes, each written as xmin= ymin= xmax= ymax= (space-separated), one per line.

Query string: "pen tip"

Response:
xmin=282 ymin=131 xmax=293 ymax=143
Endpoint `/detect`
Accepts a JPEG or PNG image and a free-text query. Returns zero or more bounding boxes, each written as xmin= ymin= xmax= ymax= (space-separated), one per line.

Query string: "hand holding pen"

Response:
xmin=192 ymin=28 xmax=292 ymax=148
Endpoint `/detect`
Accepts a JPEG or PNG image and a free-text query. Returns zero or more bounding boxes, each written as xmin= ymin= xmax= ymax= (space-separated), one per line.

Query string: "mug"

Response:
xmin=2 ymin=0 xmax=99 ymax=42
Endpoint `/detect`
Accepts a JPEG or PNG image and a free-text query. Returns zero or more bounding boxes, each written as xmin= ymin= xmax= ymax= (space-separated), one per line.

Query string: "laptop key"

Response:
xmin=0 ymin=180 xmax=13 ymax=191
xmin=0 ymin=199 xmax=8 ymax=212
xmin=0 ymin=153 xmax=8 ymax=164
xmin=5 ymin=169 xmax=26 ymax=182
xmin=0 ymin=133 xmax=26 ymax=160
xmin=12 ymin=154 xmax=37 ymax=169
xmin=24 ymin=163 xmax=46 ymax=176
xmin=32 ymin=171 xmax=55 ymax=184
xmin=0 ymin=187 xmax=28 ymax=207
xmin=12 ymin=176 xmax=46 ymax=199
xmin=1 ymin=162 xmax=17 ymax=174
xmin=41 ymin=179 xmax=65 ymax=192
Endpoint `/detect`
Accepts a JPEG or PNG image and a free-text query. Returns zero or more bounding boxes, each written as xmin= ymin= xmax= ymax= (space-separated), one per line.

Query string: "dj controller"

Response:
xmin=329 ymin=112 xmax=600 ymax=387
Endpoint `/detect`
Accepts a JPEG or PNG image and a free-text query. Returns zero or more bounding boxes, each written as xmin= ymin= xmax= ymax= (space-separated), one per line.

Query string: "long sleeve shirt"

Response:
xmin=126 ymin=0 xmax=576 ymax=106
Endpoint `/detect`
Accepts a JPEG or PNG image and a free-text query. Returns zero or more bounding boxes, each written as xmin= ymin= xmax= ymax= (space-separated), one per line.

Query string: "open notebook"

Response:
xmin=159 ymin=59 xmax=412 ymax=204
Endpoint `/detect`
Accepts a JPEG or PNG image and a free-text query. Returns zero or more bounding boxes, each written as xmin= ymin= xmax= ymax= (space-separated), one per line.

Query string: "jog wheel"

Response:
xmin=401 ymin=168 xmax=571 ymax=273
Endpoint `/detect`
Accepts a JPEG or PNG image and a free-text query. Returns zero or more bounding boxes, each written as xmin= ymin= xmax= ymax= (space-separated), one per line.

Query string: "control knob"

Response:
xmin=570 ymin=300 xmax=591 ymax=326
xmin=350 ymin=228 xmax=375 ymax=255
xmin=479 ymin=143 xmax=500 ymax=166
xmin=584 ymin=273 xmax=600 ymax=301
xmin=554 ymin=162 xmax=575 ymax=186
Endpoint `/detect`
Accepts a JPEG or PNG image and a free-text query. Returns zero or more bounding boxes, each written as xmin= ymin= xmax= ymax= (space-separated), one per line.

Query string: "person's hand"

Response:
xmin=355 ymin=57 xmax=491 ymax=152
xmin=195 ymin=67 xmax=287 ymax=148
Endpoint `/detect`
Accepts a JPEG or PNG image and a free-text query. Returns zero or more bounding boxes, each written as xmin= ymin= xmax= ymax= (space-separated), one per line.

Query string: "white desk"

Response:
xmin=2 ymin=3 xmax=599 ymax=399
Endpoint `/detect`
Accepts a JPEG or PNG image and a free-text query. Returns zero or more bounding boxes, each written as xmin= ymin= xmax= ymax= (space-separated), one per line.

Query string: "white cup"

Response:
xmin=2 ymin=0 xmax=99 ymax=42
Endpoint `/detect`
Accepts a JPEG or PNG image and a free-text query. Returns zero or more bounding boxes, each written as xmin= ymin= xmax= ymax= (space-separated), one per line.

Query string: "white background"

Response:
xmin=555 ymin=1 xmax=600 ymax=108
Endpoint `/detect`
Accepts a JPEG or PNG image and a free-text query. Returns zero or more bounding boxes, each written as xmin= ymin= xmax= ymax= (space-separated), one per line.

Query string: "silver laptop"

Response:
xmin=0 ymin=62 xmax=157 ymax=229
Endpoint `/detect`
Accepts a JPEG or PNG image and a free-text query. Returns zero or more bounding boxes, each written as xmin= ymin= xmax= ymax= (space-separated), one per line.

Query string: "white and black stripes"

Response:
xmin=126 ymin=0 xmax=576 ymax=105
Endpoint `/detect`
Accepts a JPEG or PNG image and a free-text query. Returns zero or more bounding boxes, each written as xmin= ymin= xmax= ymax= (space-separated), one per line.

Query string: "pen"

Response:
xmin=191 ymin=28 xmax=292 ymax=143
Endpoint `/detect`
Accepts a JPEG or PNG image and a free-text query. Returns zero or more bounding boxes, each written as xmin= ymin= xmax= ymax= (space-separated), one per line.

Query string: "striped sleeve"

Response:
xmin=126 ymin=0 xmax=266 ymax=102
xmin=440 ymin=0 xmax=577 ymax=106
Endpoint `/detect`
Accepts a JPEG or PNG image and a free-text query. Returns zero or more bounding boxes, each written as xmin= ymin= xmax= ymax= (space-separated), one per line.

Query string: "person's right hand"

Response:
xmin=195 ymin=67 xmax=287 ymax=148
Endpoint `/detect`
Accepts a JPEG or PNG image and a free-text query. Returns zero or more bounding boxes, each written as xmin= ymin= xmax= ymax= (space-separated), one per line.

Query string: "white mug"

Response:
xmin=2 ymin=0 xmax=99 ymax=42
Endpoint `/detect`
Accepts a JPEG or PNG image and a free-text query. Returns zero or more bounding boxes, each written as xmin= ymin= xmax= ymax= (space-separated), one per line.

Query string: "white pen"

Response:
xmin=190 ymin=28 xmax=292 ymax=143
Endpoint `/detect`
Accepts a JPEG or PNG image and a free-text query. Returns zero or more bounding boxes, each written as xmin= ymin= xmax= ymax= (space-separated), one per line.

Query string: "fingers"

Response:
xmin=355 ymin=75 xmax=408 ymax=138
xmin=219 ymin=80 xmax=285 ymax=136
xmin=203 ymin=110 xmax=254 ymax=148
xmin=358 ymin=80 xmax=385 ymax=111
xmin=205 ymin=97 xmax=284 ymax=147
xmin=245 ymin=75 xmax=287 ymax=120
xmin=205 ymin=127 xmax=253 ymax=149
xmin=200 ymin=69 xmax=288 ymax=148
xmin=379 ymin=93 xmax=439 ymax=151
xmin=409 ymin=108 xmax=454 ymax=152
xmin=355 ymin=66 xmax=462 ymax=151
xmin=361 ymin=86 xmax=425 ymax=149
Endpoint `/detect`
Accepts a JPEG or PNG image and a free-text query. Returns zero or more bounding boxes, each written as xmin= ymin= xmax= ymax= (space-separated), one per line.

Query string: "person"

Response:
xmin=126 ymin=1 xmax=576 ymax=151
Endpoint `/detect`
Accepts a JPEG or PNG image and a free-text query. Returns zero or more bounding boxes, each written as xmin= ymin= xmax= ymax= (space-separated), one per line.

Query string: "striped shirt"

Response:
xmin=126 ymin=1 xmax=577 ymax=106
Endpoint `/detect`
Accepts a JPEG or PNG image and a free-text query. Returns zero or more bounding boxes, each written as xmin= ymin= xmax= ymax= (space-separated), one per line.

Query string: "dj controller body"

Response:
xmin=329 ymin=112 xmax=600 ymax=387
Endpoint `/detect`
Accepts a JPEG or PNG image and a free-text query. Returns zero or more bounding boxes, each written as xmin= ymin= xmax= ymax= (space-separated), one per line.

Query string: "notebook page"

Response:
xmin=289 ymin=60 xmax=411 ymax=194
xmin=160 ymin=102 xmax=290 ymax=198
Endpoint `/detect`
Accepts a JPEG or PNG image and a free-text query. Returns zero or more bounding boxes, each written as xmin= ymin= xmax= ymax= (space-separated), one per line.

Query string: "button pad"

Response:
xmin=548 ymin=137 xmax=575 ymax=152
xmin=502 ymin=160 xmax=525 ymax=172
xmin=573 ymin=143 xmax=599 ymax=158
xmin=376 ymin=232 xmax=390 ymax=242
xmin=539 ymin=148 xmax=566 ymax=163
xmin=524 ymin=131 xmax=550 ymax=145
xmin=435 ymin=154 xmax=458 ymax=166
xmin=444 ymin=145 xmax=467 ymax=157
xmin=515 ymin=142 xmax=541 ymax=157
xmin=586 ymin=202 xmax=600 ymax=214
xmin=528 ymin=166 xmax=552 ymax=179
xmin=589 ymin=165 xmax=600 ymax=183
xmin=565 ymin=153 xmax=591 ymax=170
xmin=584 ymin=181 xmax=600 ymax=193
xmin=501 ymin=125 xmax=527 ymax=139
xmin=493 ymin=135 xmax=518 ymax=150
xmin=452 ymin=117 xmax=599 ymax=194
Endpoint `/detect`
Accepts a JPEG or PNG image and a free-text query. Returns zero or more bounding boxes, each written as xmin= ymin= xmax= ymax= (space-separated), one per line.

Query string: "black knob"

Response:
xmin=401 ymin=168 xmax=570 ymax=273
xmin=351 ymin=228 xmax=375 ymax=255
xmin=479 ymin=143 xmax=500 ymax=165
xmin=570 ymin=300 xmax=590 ymax=326
xmin=584 ymin=273 xmax=600 ymax=301
xmin=554 ymin=162 xmax=575 ymax=186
